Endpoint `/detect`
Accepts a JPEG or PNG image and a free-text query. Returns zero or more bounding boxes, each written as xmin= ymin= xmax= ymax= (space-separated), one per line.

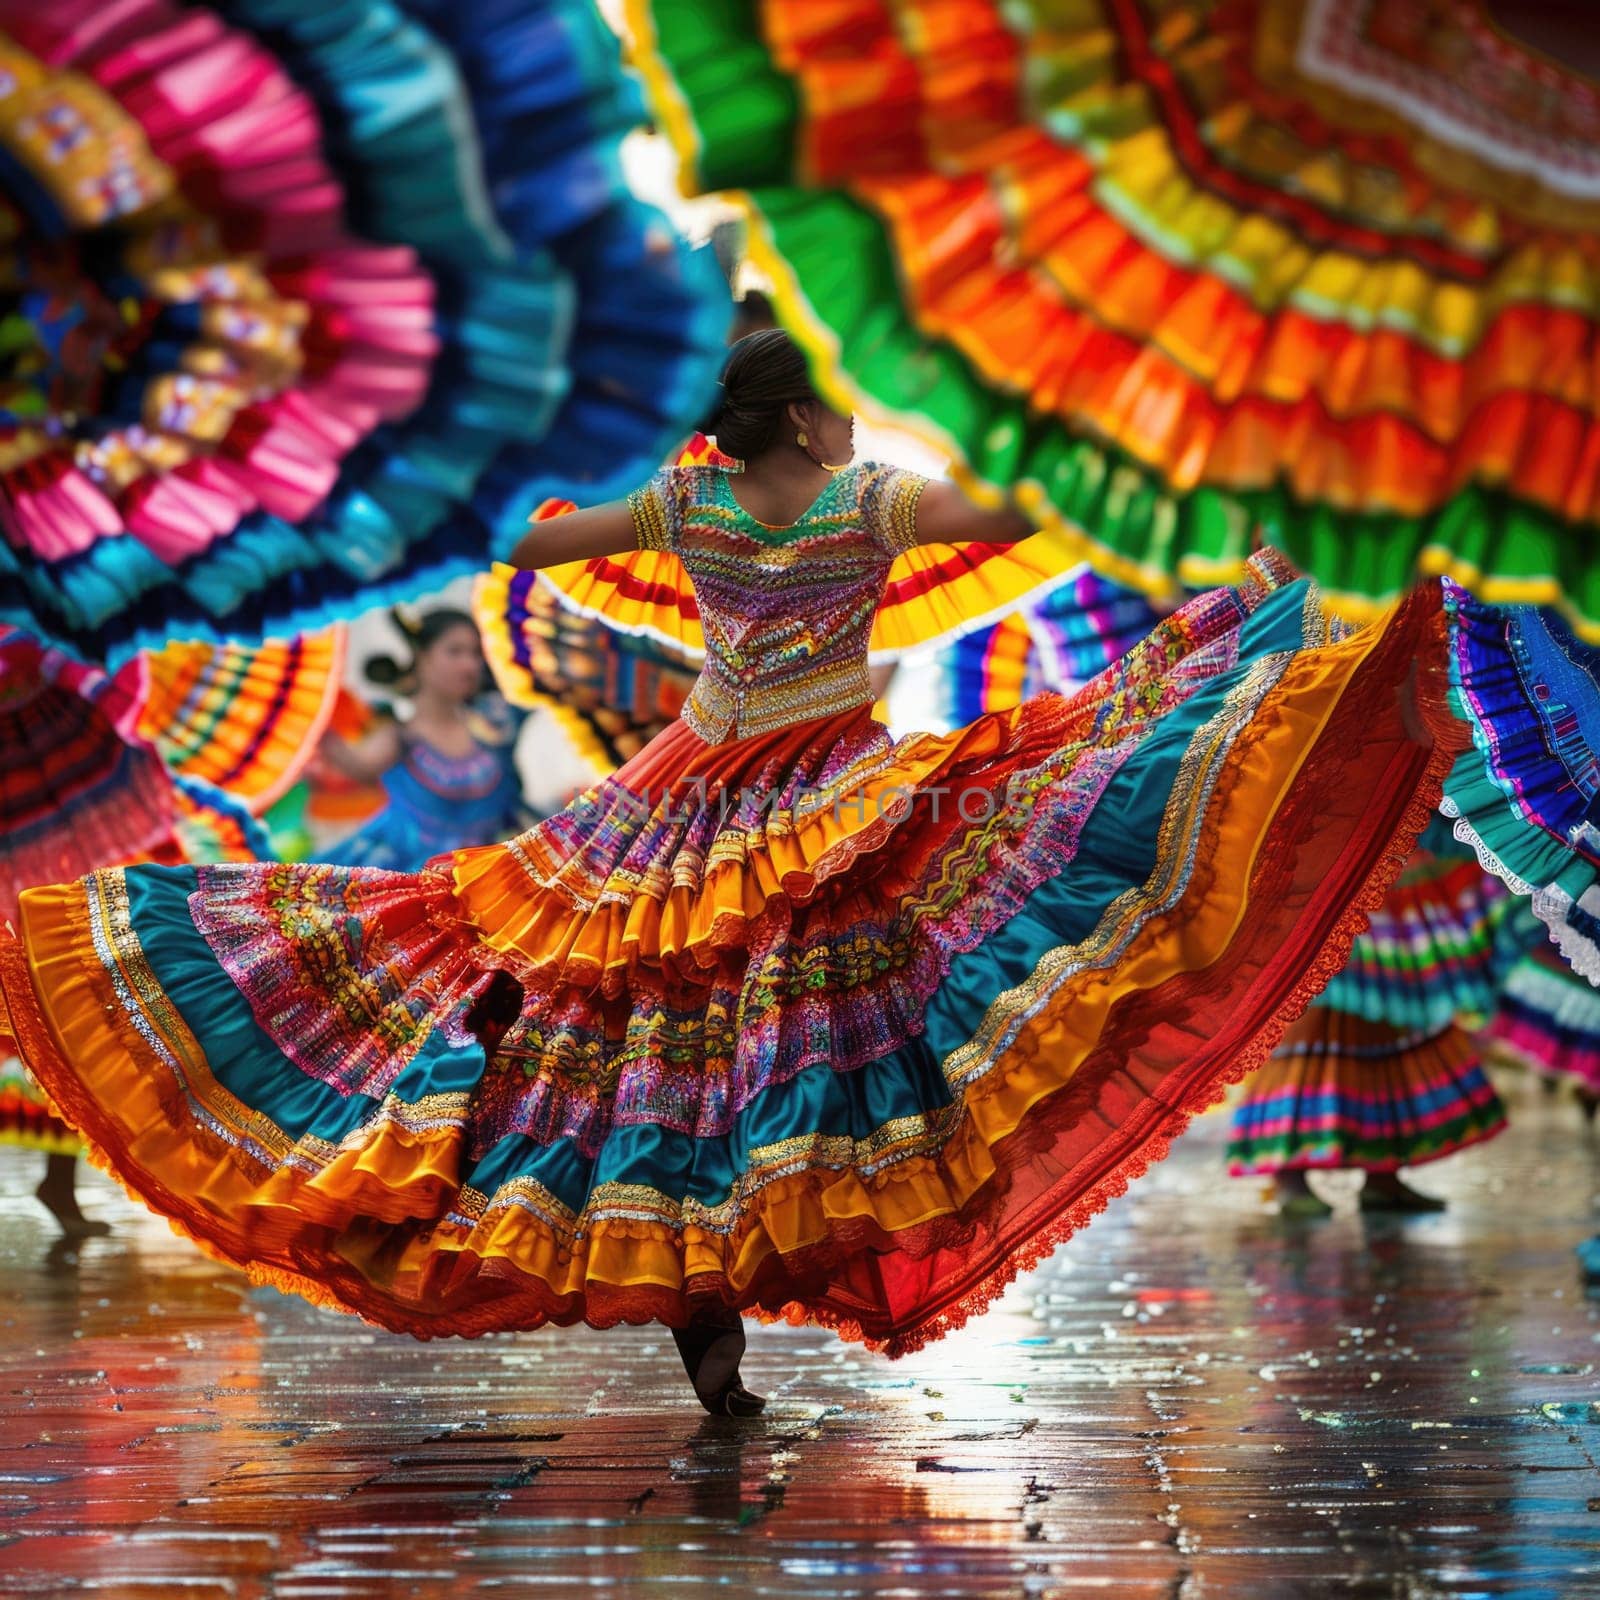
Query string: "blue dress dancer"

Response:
xmin=322 ymin=611 xmax=524 ymax=872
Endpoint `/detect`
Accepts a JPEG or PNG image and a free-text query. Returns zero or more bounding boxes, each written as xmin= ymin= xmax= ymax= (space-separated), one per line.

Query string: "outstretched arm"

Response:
xmin=509 ymin=503 xmax=638 ymax=570
xmin=318 ymin=719 xmax=403 ymax=785
xmin=914 ymin=480 xmax=1036 ymax=547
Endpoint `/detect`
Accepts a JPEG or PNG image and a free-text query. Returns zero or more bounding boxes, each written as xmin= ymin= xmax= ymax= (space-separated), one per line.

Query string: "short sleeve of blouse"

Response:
xmin=626 ymin=469 xmax=677 ymax=553
xmin=858 ymin=463 xmax=930 ymax=556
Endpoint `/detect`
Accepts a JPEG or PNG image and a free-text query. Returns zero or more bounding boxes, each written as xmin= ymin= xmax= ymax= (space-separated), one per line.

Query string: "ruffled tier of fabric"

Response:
xmin=0 ymin=0 xmax=727 ymax=665
xmin=1226 ymin=1009 xmax=1507 ymax=1174
xmin=1488 ymin=945 xmax=1600 ymax=1094
xmin=449 ymin=701 xmax=1077 ymax=996
xmin=140 ymin=629 xmax=345 ymax=810
xmin=2 ymin=876 xmax=75 ymax=1156
xmin=0 ymin=611 xmax=330 ymax=919
xmin=2 ymin=559 xmax=1462 ymax=1350
xmin=1439 ymin=583 xmax=1600 ymax=981
xmin=924 ymin=615 xmax=1035 ymax=728
xmin=878 ymin=614 xmax=1031 ymax=736
xmin=1026 ymin=569 xmax=1164 ymax=692
xmin=144 ymin=775 xmax=275 ymax=868
xmin=1259 ymin=0 xmax=1600 ymax=227
xmin=895 ymin=566 xmax=1164 ymax=733
xmin=0 ymin=1054 xmax=76 ymax=1156
xmin=0 ymin=625 xmax=173 ymax=922
xmin=0 ymin=761 xmax=270 ymax=1164
xmin=629 ymin=0 xmax=1600 ymax=635
xmin=476 ymin=558 xmax=695 ymax=758
xmin=1319 ymin=839 xmax=1536 ymax=1033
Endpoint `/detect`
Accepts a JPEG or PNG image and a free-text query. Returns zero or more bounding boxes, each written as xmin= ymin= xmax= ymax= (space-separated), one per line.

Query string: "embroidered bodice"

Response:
xmin=334 ymin=725 xmax=522 ymax=871
xmin=626 ymin=461 xmax=927 ymax=741
xmin=390 ymin=733 xmax=513 ymax=818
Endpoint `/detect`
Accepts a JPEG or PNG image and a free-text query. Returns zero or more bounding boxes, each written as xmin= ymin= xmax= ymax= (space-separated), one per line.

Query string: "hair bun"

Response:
xmin=364 ymin=653 xmax=407 ymax=688
xmin=711 ymin=328 xmax=818 ymax=462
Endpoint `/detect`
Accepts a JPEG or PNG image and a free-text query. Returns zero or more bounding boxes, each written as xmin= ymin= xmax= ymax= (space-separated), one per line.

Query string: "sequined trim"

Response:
xmin=445 ymin=1110 xmax=954 ymax=1239
xmin=682 ymin=656 xmax=876 ymax=742
xmin=86 ymin=869 xmax=289 ymax=1172
xmin=625 ymin=462 xmax=929 ymax=742
xmin=628 ymin=483 xmax=671 ymax=552
xmin=85 ymin=868 xmax=477 ymax=1177
xmin=883 ymin=471 xmax=926 ymax=555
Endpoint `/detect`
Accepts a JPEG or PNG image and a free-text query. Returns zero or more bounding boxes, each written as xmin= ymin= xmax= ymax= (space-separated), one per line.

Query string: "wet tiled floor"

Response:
xmin=1 ymin=1080 xmax=1597 ymax=1598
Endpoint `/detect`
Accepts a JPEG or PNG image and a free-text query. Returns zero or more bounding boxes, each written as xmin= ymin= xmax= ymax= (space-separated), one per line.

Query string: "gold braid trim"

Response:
xmin=628 ymin=484 xmax=671 ymax=552
xmin=886 ymin=471 xmax=927 ymax=555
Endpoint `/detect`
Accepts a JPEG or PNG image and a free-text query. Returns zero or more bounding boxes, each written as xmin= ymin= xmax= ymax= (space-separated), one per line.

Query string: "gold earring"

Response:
xmin=796 ymin=431 xmax=809 ymax=449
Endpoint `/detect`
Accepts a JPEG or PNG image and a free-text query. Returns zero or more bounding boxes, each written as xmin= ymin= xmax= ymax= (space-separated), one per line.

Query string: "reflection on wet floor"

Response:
xmin=0 ymin=1079 xmax=1596 ymax=1598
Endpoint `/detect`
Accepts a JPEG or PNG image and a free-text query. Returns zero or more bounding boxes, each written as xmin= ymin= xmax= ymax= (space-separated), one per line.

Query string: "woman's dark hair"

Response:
xmin=709 ymin=328 xmax=817 ymax=461
xmin=365 ymin=607 xmax=479 ymax=688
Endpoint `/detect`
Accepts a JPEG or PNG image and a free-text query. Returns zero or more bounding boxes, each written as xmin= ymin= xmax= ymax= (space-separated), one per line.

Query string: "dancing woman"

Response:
xmin=1226 ymin=820 xmax=1525 ymax=1218
xmin=0 ymin=331 xmax=1459 ymax=1415
xmin=318 ymin=611 xmax=524 ymax=872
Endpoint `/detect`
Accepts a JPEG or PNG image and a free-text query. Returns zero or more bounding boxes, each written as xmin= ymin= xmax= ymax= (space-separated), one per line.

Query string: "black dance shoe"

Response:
xmin=671 ymin=1309 xmax=767 ymax=1416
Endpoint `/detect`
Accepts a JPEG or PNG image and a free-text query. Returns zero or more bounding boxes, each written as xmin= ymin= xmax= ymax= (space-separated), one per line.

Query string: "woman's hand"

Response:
xmin=914 ymin=481 xmax=1036 ymax=547
xmin=509 ymin=503 xmax=638 ymax=570
xmin=317 ymin=720 xmax=403 ymax=785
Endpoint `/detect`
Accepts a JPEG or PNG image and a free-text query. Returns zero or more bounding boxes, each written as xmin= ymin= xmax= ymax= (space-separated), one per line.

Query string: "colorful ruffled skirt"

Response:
xmin=0 ymin=0 xmax=727 ymax=666
xmin=1311 ymin=824 xmax=1532 ymax=1033
xmin=1489 ymin=945 xmax=1600 ymax=1097
xmin=1433 ymin=586 xmax=1600 ymax=1099
xmin=1226 ymin=1012 xmax=1507 ymax=1175
xmin=1441 ymin=587 xmax=1600 ymax=981
xmin=0 ymin=626 xmax=318 ymax=1161
xmin=0 ymin=556 xmax=1459 ymax=1353
xmin=1226 ymin=829 xmax=1519 ymax=1174
xmin=631 ymin=0 xmax=1600 ymax=640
